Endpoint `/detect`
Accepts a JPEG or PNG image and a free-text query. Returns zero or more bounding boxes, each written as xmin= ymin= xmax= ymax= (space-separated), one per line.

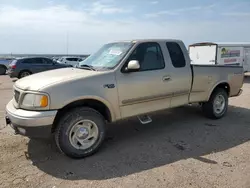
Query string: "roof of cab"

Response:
xmin=113 ymin=39 xmax=183 ymax=43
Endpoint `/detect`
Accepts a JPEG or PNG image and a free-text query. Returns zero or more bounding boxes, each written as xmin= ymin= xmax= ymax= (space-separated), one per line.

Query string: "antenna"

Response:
xmin=66 ymin=32 xmax=69 ymax=55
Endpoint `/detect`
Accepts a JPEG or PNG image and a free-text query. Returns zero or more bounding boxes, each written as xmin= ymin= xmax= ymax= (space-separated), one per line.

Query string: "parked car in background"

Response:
xmin=0 ymin=58 xmax=15 ymax=75
xmin=7 ymin=57 xmax=72 ymax=79
xmin=57 ymin=56 xmax=85 ymax=66
xmin=73 ymin=58 xmax=88 ymax=68
xmin=52 ymin=57 xmax=60 ymax=62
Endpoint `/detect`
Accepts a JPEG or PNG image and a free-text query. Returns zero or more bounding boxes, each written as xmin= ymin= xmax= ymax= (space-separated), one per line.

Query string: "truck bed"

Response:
xmin=189 ymin=64 xmax=244 ymax=103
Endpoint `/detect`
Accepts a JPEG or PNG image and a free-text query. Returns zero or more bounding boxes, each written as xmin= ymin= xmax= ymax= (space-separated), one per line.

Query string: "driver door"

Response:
xmin=115 ymin=42 xmax=173 ymax=118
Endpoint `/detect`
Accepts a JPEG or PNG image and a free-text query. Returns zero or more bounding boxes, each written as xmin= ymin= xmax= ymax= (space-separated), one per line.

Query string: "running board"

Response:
xmin=137 ymin=115 xmax=152 ymax=124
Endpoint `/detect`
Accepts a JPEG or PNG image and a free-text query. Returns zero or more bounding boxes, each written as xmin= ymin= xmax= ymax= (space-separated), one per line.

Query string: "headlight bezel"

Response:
xmin=20 ymin=91 xmax=50 ymax=110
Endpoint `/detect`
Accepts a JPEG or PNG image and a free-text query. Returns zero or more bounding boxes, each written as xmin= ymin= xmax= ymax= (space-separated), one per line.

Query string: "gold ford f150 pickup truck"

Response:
xmin=5 ymin=39 xmax=244 ymax=158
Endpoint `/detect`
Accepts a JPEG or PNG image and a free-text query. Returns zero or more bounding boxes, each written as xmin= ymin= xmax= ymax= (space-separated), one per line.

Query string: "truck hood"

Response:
xmin=15 ymin=68 xmax=100 ymax=91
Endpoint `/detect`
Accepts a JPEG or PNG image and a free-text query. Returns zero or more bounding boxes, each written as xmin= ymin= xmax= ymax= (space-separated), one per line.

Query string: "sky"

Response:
xmin=0 ymin=0 xmax=250 ymax=54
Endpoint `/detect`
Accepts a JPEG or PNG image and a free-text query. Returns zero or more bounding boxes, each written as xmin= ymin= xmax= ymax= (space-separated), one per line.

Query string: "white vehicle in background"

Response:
xmin=57 ymin=56 xmax=85 ymax=66
xmin=189 ymin=42 xmax=250 ymax=73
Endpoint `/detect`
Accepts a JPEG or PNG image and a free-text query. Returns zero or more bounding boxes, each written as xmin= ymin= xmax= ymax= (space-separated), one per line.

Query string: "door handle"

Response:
xmin=162 ymin=76 xmax=171 ymax=81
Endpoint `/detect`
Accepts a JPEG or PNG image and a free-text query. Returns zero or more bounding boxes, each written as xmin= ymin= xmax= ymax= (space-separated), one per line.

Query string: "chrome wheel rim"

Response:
xmin=69 ymin=120 xmax=99 ymax=150
xmin=21 ymin=72 xmax=30 ymax=78
xmin=213 ymin=94 xmax=226 ymax=114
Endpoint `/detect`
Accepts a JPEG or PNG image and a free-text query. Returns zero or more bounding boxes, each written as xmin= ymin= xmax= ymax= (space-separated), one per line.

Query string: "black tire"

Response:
xmin=202 ymin=88 xmax=228 ymax=119
xmin=55 ymin=107 xmax=106 ymax=159
xmin=18 ymin=70 xmax=31 ymax=79
xmin=0 ymin=65 xmax=6 ymax=75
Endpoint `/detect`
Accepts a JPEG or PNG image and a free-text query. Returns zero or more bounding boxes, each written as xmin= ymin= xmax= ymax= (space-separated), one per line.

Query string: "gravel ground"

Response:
xmin=0 ymin=75 xmax=250 ymax=188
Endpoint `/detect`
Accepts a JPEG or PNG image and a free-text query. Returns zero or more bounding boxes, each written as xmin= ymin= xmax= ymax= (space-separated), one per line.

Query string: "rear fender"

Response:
xmin=207 ymin=80 xmax=230 ymax=100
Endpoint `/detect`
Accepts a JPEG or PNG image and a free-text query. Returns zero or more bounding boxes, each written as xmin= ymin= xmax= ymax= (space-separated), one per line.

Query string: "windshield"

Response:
xmin=79 ymin=42 xmax=134 ymax=70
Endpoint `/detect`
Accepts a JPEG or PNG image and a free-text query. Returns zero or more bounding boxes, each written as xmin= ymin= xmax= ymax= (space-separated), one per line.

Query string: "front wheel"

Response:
xmin=55 ymin=107 xmax=106 ymax=159
xmin=202 ymin=88 xmax=228 ymax=119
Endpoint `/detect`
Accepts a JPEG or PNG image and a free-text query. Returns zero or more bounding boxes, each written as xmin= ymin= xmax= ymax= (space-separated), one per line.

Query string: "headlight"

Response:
xmin=21 ymin=93 xmax=49 ymax=108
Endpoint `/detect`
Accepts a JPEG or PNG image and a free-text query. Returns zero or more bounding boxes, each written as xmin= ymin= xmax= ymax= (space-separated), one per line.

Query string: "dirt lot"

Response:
xmin=0 ymin=75 xmax=250 ymax=188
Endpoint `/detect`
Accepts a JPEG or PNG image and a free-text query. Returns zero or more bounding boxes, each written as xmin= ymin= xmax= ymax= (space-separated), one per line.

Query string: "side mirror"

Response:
xmin=125 ymin=60 xmax=140 ymax=72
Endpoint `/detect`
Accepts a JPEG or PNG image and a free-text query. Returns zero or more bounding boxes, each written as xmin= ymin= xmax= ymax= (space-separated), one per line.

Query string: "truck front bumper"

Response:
xmin=5 ymin=100 xmax=57 ymax=138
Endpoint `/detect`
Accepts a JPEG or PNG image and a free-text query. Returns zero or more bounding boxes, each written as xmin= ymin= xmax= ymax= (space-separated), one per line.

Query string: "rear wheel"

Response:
xmin=55 ymin=107 xmax=106 ymax=159
xmin=0 ymin=66 xmax=6 ymax=75
xmin=202 ymin=88 xmax=228 ymax=119
xmin=19 ymin=71 xmax=31 ymax=78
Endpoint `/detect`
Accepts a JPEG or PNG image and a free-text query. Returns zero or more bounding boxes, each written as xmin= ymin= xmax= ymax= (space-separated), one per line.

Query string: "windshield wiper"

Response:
xmin=79 ymin=64 xmax=96 ymax=71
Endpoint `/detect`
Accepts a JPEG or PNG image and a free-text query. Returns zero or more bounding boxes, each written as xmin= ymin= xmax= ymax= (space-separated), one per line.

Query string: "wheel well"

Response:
xmin=52 ymin=99 xmax=112 ymax=132
xmin=18 ymin=70 xmax=32 ymax=77
xmin=212 ymin=82 xmax=230 ymax=96
xmin=20 ymin=69 xmax=32 ymax=74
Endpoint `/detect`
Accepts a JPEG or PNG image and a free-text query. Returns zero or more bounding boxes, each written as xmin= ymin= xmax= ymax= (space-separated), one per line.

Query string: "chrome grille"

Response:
xmin=14 ymin=90 xmax=20 ymax=103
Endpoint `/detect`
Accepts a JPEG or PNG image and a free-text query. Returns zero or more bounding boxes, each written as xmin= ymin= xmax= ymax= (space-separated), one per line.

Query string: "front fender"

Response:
xmin=62 ymin=95 xmax=116 ymax=122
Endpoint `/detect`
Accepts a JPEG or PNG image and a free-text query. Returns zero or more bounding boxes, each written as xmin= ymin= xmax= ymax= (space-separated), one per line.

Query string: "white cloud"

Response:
xmin=145 ymin=4 xmax=215 ymax=18
xmin=0 ymin=5 xmax=89 ymax=26
xmin=150 ymin=1 xmax=158 ymax=5
xmin=222 ymin=12 xmax=250 ymax=16
xmin=85 ymin=1 xmax=132 ymax=15
xmin=0 ymin=5 xmax=249 ymax=54
xmin=48 ymin=1 xmax=54 ymax=5
xmin=145 ymin=6 xmax=202 ymax=17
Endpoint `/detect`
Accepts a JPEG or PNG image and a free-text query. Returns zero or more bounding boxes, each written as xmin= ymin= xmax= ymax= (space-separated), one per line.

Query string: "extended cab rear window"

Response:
xmin=166 ymin=42 xmax=186 ymax=68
